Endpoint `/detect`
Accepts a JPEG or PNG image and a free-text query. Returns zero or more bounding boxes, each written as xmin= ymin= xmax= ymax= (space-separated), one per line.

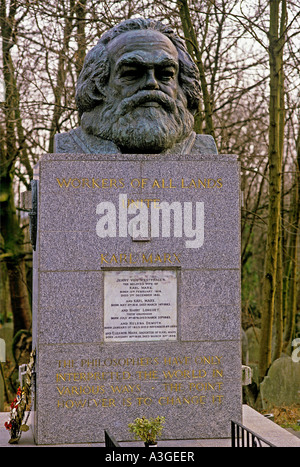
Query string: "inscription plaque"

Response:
xmin=104 ymin=269 xmax=177 ymax=342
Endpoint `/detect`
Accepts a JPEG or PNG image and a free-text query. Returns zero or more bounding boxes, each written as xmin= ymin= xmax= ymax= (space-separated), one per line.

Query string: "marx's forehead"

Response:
xmin=106 ymin=29 xmax=179 ymax=62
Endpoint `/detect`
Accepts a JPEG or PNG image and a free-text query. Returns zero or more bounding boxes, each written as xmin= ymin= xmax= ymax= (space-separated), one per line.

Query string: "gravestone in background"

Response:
xmin=31 ymin=17 xmax=242 ymax=445
xmin=260 ymin=356 xmax=300 ymax=410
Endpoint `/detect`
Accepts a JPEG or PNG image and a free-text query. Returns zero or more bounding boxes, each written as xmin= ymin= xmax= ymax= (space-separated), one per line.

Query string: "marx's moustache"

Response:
xmin=116 ymin=90 xmax=176 ymax=116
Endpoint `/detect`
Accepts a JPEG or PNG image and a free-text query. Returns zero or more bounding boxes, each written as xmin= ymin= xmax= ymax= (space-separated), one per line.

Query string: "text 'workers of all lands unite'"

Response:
xmin=55 ymin=176 xmax=225 ymax=249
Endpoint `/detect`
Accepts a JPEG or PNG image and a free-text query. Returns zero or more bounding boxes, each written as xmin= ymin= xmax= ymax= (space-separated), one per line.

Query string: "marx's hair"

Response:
xmin=75 ymin=18 xmax=201 ymax=117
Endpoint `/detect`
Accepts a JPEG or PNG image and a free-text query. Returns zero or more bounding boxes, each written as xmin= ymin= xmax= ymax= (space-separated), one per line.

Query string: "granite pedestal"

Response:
xmin=32 ymin=151 xmax=242 ymax=444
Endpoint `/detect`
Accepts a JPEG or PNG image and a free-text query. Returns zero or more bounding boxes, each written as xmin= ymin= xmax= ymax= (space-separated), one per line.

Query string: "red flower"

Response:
xmin=4 ymin=421 xmax=12 ymax=430
xmin=17 ymin=387 xmax=22 ymax=396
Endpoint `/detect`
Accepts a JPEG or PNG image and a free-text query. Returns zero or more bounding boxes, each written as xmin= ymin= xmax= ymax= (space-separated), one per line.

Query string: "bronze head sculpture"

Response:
xmin=55 ymin=18 xmax=217 ymax=155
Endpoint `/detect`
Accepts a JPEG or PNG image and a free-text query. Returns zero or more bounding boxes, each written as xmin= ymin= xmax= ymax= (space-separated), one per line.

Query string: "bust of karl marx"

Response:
xmin=55 ymin=18 xmax=217 ymax=155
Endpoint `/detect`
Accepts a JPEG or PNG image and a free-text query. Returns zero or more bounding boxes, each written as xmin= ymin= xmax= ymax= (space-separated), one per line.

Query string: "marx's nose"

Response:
xmin=143 ymin=69 xmax=159 ymax=90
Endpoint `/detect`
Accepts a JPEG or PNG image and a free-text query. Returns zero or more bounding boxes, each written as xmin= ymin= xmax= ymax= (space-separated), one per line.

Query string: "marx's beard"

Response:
xmin=81 ymin=90 xmax=194 ymax=153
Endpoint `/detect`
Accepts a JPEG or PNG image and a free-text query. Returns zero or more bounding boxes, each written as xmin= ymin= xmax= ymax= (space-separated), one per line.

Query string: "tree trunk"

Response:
xmin=7 ymin=260 xmax=31 ymax=335
xmin=48 ymin=0 xmax=76 ymax=152
xmin=272 ymin=233 xmax=283 ymax=361
xmin=0 ymin=0 xmax=32 ymax=335
xmin=0 ymin=234 xmax=12 ymax=323
xmin=0 ymin=177 xmax=32 ymax=335
xmin=75 ymin=0 xmax=87 ymax=79
xmin=177 ymin=0 xmax=215 ymax=138
xmin=283 ymin=143 xmax=300 ymax=352
xmin=272 ymin=7 xmax=286 ymax=362
xmin=259 ymin=0 xmax=286 ymax=380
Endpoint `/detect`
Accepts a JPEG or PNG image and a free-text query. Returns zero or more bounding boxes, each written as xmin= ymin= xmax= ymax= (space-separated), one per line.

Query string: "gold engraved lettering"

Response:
xmin=163 ymin=382 xmax=184 ymax=392
xmin=109 ymin=384 xmax=141 ymax=394
xmin=81 ymin=178 xmax=91 ymax=188
xmin=56 ymin=178 xmax=71 ymax=188
xmin=137 ymin=397 xmax=152 ymax=406
xmin=194 ymin=356 xmax=223 ymax=365
xmin=56 ymin=177 xmax=125 ymax=189
xmin=181 ymin=178 xmax=188 ymax=188
xmin=180 ymin=178 xmax=223 ymax=188
xmin=56 ymin=176 xmax=222 ymax=189
xmin=136 ymin=370 xmax=158 ymax=380
xmin=92 ymin=178 xmax=100 ymax=188
xmin=158 ymin=395 xmax=206 ymax=406
xmin=152 ymin=179 xmax=160 ymax=188
xmin=70 ymin=178 xmax=81 ymax=188
xmin=127 ymin=198 xmax=160 ymax=208
xmin=56 ymin=385 xmax=105 ymax=395
xmin=188 ymin=382 xmax=223 ymax=391
xmin=120 ymin=254 xmax=127 ymax=264
xmin=142 ymin=253 xmax=153 ymax=263
xmin=122 ymin=398 xmax=132 ymax=407
xmin=58 ymin=359 xmax=74 ymax=368
xmin=101 ymin=254 xmax=109 ymax=264
xmin=129 ymin=253 xmax=137 ymax=264
xmin=163 ymin=356 xmax=192 ymax=365
xmin=101 ymin=253 xmax=180 ymax=264
xmin=151 ymin=179 xmax=177 ymax=188
xmin=162 ymin=369 xmax=206 ymax=379
xmin=212 ymin=395 xmax=224 ymax=404
xmin=130 ymin=178 xmax=140 ymax=188
xmin=213 ymin=369 xmax=223 ymax=377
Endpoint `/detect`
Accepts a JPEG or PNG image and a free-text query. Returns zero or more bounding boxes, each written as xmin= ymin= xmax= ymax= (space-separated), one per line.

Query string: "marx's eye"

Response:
xmin=157 ymin=67 xmax=176 ymax=82
xmin=119 ymin=67 xmax=142 ymax=80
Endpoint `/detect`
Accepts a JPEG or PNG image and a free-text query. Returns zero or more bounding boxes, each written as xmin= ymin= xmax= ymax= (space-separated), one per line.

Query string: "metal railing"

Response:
xmin=231 ymin=420 xmax=276 ymax=447
xmin=104 ymin=430 xmax=121 ymax=447
xmin=105 ymin=423 xmax=276 ymax=448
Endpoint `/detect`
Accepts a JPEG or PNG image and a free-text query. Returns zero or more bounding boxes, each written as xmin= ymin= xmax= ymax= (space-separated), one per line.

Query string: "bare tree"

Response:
xmin=0 ymin=0 xmax=32 ymax=335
